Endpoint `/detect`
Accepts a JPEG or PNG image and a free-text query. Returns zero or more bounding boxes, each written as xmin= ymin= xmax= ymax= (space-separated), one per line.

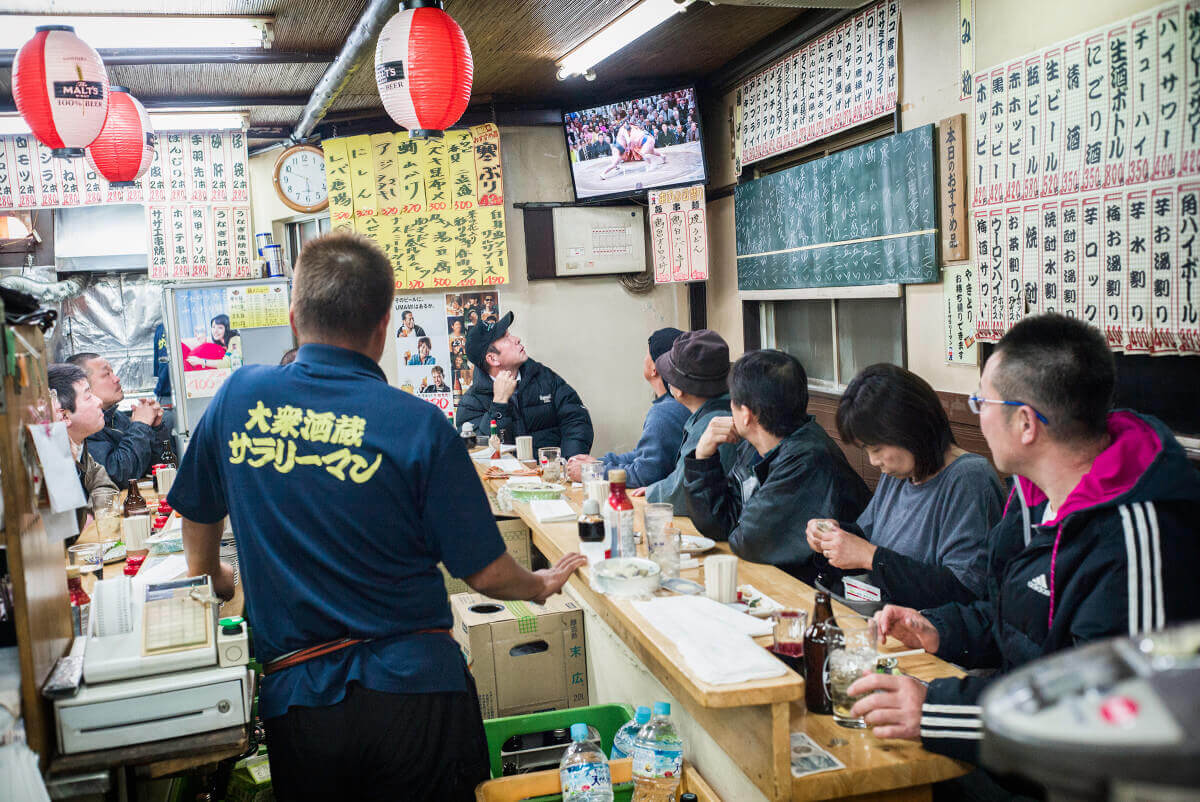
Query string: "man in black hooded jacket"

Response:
xmin=849 ymin=313 xmax=1200 ymax=773
xmin=455 ymin=312 xmax=593 ymax=457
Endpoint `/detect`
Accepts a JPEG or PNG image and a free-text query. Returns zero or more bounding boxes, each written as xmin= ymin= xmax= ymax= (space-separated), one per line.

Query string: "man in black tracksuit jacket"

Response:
xmin=455 ymin=312 xmax=593 ymax=457
xmin=849 ymin=314 xmax=1200 ymax=780
xmin=682 ymin=350 xmax=870 ymax=583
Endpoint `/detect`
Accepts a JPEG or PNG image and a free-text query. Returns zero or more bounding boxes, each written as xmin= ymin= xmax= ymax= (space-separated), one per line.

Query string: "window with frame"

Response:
xmin=284 ymin=213 xmax=331 ymax=266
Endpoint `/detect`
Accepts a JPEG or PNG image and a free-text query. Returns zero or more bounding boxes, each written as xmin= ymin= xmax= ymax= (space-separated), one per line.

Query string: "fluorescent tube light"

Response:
xmin=0 ymin=112 xmax=247 ymax=135
xmin=556 ymin=0 xmax=689 ymax=80
xmin=1 ymin=15 xmax=271 ymax=51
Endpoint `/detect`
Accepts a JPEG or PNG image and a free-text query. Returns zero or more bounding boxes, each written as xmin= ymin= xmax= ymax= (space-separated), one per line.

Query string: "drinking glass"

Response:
xmin=92 ymin=489 xmax=121 ymax=542
xmin=68 ymin=543 xmax=104 ymax=582
xmin=648 ymin=525 xmax=681 ymax=579
xmin=580 ymin=461 xmax=606 ymax=485
xmin=827 ymin=614 xmax=879 ymax=728
xmin=538 ymin=447 xmax=565 ymax=483
xmin=770 ymin=608 xmax=808 ymax=673
xmin=643 ymin=503 xmax=674 ymax=540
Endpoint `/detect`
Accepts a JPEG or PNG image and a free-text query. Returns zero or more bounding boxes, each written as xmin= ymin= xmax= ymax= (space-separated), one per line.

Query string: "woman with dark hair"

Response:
xmin=184 ymin=314 xmax=239 ymax=371
xmin=806 ymin=363 xmax=1003 ymax=608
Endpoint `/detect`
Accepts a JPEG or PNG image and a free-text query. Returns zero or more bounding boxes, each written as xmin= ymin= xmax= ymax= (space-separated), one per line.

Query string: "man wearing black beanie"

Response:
xmin=566 ymin=327 xmax=690 ymax=489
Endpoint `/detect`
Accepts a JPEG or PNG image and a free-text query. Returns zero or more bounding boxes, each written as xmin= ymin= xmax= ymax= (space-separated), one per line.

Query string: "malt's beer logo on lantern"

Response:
xmin=54 ymin=65 xmax=105 ymax=102
xmin=375 ymin=60 xmax=406 ymax=84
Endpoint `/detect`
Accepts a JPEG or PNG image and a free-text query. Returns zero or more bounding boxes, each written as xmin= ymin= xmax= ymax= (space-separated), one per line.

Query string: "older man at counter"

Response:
xmin=683 ymin=349 xmax=870 ymax=583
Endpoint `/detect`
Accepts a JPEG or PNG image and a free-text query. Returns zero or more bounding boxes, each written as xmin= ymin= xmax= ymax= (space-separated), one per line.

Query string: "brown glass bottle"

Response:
xmin=122 ymin=480 xmax=148 ymax=517
xmin=803 ymin=589 xmax=835 ymax=714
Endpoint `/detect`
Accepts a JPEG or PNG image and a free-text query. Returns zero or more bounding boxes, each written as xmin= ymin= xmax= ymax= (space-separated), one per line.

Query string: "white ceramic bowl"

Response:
xmin=592 ymin=557 xmax=661 ymax=598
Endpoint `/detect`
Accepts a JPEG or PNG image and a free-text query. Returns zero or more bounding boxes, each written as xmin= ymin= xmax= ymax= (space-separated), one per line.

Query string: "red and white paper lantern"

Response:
xmin=85 ymin=87 xmax=156 ymax=187
xmin=375 ymin=0 xmax=473 ymax=139
xmin=12 ymin=25 xmax=110 ymax=158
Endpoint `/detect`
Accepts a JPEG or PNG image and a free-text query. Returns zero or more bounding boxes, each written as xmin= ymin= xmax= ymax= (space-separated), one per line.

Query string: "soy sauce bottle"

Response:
xmin=123 ymin=480 xmax=148 ymax=517
xmin=804 ymin=589 xmax=834 ymax=714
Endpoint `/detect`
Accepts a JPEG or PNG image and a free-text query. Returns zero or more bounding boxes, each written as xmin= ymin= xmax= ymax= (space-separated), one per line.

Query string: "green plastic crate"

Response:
xmin=483 ymin=703 xmax=635 ymax=779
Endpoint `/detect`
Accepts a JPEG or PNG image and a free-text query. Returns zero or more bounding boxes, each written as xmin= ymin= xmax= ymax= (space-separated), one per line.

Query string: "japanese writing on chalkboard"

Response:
xmin=970 ymin=0 xmax=1200 ymax=355
xmin=324 ymin=124 xmax=509 ymax=291
xmin=736 ymin=0 xmax=898 ymax=167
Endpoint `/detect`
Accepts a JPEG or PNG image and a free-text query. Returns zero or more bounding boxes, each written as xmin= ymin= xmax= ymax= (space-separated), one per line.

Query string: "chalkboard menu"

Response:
xmin=734 ymin=125 xmax=938 ymax=290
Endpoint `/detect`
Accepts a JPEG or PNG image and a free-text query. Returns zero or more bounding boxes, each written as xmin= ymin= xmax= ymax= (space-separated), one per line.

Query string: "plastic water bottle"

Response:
xmin=631 ymin=702 xmax=684 ymax=802
xmin=611 ymin=705 xmax=651 ymax=760
xmin=560 ymin=723 xmax=613 ymax=802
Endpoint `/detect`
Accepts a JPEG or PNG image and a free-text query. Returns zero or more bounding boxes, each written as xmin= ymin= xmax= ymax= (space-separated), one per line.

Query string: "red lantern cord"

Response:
xmin=85 ymin=87 xmax=156 ymax=187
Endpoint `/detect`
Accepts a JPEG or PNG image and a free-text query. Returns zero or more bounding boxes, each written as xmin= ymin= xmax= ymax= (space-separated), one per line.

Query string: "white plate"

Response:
xmin=679 ymin=535 xmax=716 ymax=554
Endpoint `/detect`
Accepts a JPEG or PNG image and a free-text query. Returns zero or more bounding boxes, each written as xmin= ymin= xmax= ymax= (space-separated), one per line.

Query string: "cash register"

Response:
xmin=54 ymin=574 xmax=252 ymax=755
xmin=980 ymin=621 xmax=1200 ymax=800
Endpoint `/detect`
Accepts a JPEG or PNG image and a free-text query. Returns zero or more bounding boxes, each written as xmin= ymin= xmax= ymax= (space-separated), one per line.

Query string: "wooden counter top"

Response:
xmin=475 ymin=459 xmax=969 ymax=800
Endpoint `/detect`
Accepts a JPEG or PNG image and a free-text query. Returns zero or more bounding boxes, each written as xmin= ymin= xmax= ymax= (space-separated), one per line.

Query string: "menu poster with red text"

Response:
xmin=324 ymin=124 xmax=509 ymax=291
xmin=970 ymin=0 xmax=1200 ymax=355
xmin=393 ymin=290 xmax=503 ymax=420
xmin=649 ymin=185 xmax=708 ymax=284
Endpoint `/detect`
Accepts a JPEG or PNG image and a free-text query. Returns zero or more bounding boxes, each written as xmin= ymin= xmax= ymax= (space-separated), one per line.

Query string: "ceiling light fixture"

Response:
xmin=556 ymin=0 xmax=690 ymax=81
xmin=0 ymin=112 xmax=247 ymax=135
xmin=0 ymin=15 xmax=271 ymax=51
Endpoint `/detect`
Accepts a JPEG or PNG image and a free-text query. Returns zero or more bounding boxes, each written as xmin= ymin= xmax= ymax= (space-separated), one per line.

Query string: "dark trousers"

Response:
xmin=264 ymin=678 xmax=491 ymax=802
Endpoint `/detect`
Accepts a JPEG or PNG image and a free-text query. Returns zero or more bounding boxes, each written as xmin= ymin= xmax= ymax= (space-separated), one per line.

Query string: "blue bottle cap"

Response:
xmin=653 ymin=701 xmax=671 ymax=717
xmin=570 ymin=723 xmax=589 ymax=742
xmin=636 ymin=705 xmax=651 ymax=723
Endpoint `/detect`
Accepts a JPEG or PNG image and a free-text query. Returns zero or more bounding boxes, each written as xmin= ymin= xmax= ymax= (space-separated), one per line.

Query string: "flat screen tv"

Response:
xmin=562 ymin=85 xmax=707 ymax=202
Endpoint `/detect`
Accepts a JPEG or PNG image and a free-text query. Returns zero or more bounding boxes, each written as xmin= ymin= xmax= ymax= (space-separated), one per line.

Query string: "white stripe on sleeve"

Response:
xmin=1146 ymin=501 xmax=1165 ymax=631
xmin=1120 ymin=505 xmax=1139 ymax=636
xmin=920 ymin=729 xmax=983 ymax=740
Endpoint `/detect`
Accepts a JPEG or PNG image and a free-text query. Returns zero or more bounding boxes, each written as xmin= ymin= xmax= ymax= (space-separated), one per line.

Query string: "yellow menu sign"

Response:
xmin=323 ymin=124 xmax=509 ymax=290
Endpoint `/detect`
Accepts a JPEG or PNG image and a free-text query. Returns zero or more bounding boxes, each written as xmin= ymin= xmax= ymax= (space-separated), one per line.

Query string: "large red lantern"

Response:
xmin=12 ymin=25 xmax=109 ymax=158
xmin=375 ymin=0 xmax=473 ymax=139
xmin=85 ymin=87 xmax=155 ymax=187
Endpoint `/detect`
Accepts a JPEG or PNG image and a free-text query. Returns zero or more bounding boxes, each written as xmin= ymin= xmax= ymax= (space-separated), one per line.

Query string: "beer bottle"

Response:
xmin=122 ymin=480 xmax=148 ymax=517
xmin=803 ymin=589 xmax=835 ymax=714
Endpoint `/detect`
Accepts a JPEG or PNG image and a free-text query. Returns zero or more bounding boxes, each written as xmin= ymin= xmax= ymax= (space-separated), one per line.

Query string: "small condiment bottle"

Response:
xmin=489 ymin=419 xmax=501 ymax=459
xmin=605 ymin=469 xmax=635 ymax=558
xmin=67 ymin=565 xmax=91 ymax=637
xmin=123 ymin=479 xmax=148 ymax=517
xmin=577 ymin=498 xmax=607 ymax=565
xmin=460 ymin=421 xmax=476 ymax=451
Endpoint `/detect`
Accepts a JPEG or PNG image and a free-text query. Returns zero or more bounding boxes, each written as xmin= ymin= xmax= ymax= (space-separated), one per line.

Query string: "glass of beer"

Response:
xmin=538 ymin=447 xmax=564 ymax=483
xmin=827 ymin=614 xmax=879 ymax=728
xmin=92 ymin=489 xmax=121 ymax=542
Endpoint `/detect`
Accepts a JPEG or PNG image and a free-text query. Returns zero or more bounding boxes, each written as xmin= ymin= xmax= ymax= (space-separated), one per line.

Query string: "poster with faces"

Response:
xmin=393 ymin=291 xmax=504 ymax=420
xmin=969 ymin=0 xmax=1200 ymax=355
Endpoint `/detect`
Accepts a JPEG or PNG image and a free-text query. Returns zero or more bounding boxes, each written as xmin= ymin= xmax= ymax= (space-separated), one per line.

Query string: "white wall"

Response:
xmin=704 ymin=0 xmax=1162 ymax=391
xmin=248 ymin=127 xmax=689 ymax=456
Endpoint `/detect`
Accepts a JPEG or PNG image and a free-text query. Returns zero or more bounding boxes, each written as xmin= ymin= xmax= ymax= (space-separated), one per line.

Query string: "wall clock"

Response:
xmin=273 ymin=143 xmax=328 ymax=213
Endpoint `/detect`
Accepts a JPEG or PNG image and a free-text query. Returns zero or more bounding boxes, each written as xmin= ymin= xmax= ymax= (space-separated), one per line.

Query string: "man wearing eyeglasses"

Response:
xmin=846 ymin=313 xmax=1200 ymax=789
xmin=456 ymin=312 xmax=593 ymax=458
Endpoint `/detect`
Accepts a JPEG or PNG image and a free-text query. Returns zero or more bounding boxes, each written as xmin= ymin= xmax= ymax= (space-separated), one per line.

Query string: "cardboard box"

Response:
xmin=442 ymin=518 xmax=532 ymax=595
xmin=451 ymin=592 xmax=588 ymax=720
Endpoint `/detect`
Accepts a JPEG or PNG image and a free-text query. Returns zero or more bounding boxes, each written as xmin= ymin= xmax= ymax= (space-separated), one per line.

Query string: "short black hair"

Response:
xmin=66 ymin=352 xmax=100 ymax=372
xmin=48 ymin=363 xmax=88 ymax=413
xmin=838 ymin=364 xmax=954 ymax=482
xmin=990 ymin=313 xmax=1114 ymax=443
xmin=729 ymin=349 xmax=808 ymax=437
xmin=292 ymin=232 xmax=393 ymax=345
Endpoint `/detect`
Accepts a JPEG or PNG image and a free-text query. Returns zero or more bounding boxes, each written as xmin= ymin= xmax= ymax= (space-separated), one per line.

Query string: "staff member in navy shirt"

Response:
xmin=169 ymin=232 xmax=585 ymax=802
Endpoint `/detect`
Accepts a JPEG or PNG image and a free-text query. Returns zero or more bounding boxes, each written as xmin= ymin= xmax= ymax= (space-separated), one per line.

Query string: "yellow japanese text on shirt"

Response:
xmin=228 ymin=401 xmax=382 ymax=483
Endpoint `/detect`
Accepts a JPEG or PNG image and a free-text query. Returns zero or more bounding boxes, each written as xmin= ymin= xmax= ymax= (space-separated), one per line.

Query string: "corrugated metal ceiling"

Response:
xmin=0 ymin=0 xmax=809 ymax=144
